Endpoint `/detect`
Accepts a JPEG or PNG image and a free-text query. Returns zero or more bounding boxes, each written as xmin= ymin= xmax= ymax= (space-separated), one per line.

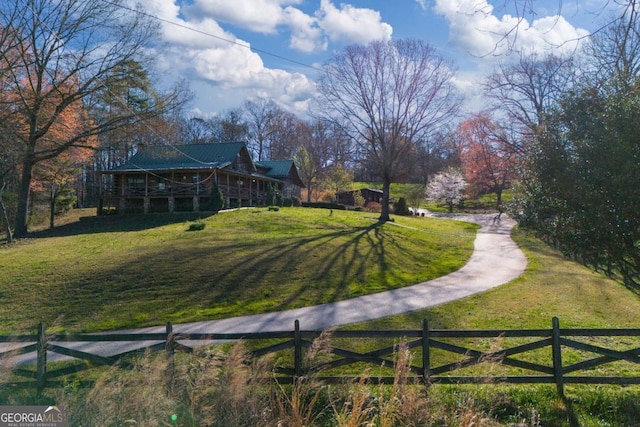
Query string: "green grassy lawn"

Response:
xmin=0 ymin=207 xmax=478 ymax=333
xmin=357 ymin=228 xmax=640 ymax=330
xmin=347 ymin=228 xmax=640 ymax=426
xmin=4 ymin=207 xmax=640 ymax=425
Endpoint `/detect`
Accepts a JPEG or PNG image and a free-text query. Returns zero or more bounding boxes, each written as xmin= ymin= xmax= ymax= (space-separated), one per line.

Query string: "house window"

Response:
xmin=127 ymin=177 xmax=144 ymax=189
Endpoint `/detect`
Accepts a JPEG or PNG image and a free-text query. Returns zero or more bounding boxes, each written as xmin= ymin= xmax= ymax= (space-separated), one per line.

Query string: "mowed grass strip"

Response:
xmin=0 ymin=207 xmax=478 ymax=333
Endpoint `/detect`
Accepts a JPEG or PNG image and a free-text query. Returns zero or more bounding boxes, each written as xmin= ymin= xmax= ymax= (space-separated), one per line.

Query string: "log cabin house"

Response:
xmin=100 ymin=142 xmax=304 ymax=214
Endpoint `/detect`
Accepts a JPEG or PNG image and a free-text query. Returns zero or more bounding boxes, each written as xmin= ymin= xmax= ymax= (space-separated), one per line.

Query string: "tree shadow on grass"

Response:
xmin=18 ymin=210 xmax=474 ymax=333
xmin=29 ymin=212 xmax=216 ymax=238
xmin=52 ymin=219 xmax=431 ymax=331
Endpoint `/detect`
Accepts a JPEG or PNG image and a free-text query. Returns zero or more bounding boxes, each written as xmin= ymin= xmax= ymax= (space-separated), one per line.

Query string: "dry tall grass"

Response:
xmin=57 ymin=337 xmax=544 ymax=426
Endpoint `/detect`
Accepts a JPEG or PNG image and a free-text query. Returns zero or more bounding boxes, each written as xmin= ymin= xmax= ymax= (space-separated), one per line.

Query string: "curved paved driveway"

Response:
xmin=173 ymin=213 xmax=526 ymax=333
xmin=5 ymin=213 xmax=527 ymax=363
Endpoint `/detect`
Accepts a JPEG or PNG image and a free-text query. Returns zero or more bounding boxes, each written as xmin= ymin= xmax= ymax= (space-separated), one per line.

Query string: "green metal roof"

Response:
xmin=107 ymin=142 xmax=305 ymax=188
xmin=257 ymin=160 xmax=305 ymax=187
xmin=110 ymin=142 xmax=246 ymax=172
xmin=256 ymin=160 xmax=294 ymax=178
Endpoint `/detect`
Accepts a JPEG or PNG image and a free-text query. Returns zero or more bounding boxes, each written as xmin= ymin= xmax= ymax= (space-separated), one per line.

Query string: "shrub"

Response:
xmin=365 ymin=201 xmax=381 ymax=213
xmin=209 ymin=181 xmax=225 ymax=211
xmin=301 ymin=202 xmax=347 ymax=210
xmin=394 ymin=197 xmax=411 ymax=216
xmin=188 ymin=221 xmax=206 ymax=231
xmin=266 ymin=184 xmax=283 ymax=206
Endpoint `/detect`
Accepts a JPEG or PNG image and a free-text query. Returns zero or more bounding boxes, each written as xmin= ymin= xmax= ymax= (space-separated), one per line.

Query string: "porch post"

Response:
xmin=119 ymin=174 xmax=126 ymax=214
xmin=225 ymin=174 xmax=230 ymax=207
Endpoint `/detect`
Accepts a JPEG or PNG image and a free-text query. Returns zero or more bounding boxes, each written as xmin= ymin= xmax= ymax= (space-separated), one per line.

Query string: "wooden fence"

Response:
xmin=2 ymin=317 xmax=640 ymax=397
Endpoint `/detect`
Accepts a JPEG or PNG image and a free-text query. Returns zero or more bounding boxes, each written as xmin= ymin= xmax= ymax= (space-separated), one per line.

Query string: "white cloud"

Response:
xmin=283 ymin=6 xmax=327 ymax=53
xmin=316 ymin=0 xmax=392 ymax=44
xmin=130 ymin=0 xmax=317 ymax=116
xmin=433 ymin=0 xmax=589 ymax=57
xmin=130 ymin=0 xmax=181 ymax=22
xmin=137 ymin=0 xmax=393 ymax=116
xmin=163 ymin=17 xmax=239 ymax=49
xmin=186 ymin=69 xmax=316 ymax=117
xmin=184 ymin=0 xmax=393 ymax=52
xmin=184 ymin=0 xmax=302 ymax=34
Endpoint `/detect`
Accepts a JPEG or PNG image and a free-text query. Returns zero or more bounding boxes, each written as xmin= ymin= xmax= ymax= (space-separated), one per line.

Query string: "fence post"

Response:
xmin=551 ymin=316 xmax=565 ymax=398
xmin=422 ymin=319 xmax=431 ymax=387
xmin=165 ymin=321 xmax=175 ymax=395
xmin=294 ymin=320 xmax=302 ymax=379
xmin=36 ymin=322 xmax=47 ymax=396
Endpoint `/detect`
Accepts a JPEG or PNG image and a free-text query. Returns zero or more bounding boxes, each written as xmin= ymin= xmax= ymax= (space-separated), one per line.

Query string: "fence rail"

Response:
xmin=2 ymin=317 xmax=640 ymax=397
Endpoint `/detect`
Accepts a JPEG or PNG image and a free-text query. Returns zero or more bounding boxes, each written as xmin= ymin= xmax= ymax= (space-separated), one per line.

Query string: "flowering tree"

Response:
xmin=427 ymin=168 xmax=467 ymax=213
xmin=457 ymin=113 xmax=517 ymax=209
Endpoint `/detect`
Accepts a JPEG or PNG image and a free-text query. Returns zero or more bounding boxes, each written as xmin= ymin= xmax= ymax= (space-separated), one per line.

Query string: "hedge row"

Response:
xmin=301 ymin=202 xmax=347 ymax=210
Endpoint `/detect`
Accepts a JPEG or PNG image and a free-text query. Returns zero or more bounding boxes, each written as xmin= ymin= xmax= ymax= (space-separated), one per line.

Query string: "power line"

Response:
xmin=19 ymin=0 xmax=224 ymax=176
xmin=103 ymin=0 xmax=322 ymax=73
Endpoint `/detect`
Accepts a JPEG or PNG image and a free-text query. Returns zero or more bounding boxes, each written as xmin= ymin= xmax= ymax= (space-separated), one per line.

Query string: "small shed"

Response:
xmin=336 ymin=188 xmax=383 ymax=206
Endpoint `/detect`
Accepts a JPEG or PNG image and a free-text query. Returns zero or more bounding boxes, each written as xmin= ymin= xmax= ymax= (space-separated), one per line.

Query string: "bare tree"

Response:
xmin=293 ymin=119 xmax=333 ymax=202
xmin=243 ymin=98 xmax=279 ymax=161
xmin=267 ymin=110 xmax=304 ymax=160
xmin=316 ymin=39 xmax=460 ymax=222
xmin=484 ymin=52 xmax=575 ymax=153
xmin=182 ymin=117 xmax=215 ymax=145
xmin=209 ymin=108 xmax=249 ymax=143
xmin=0 ymin=0 xmax=186 ymax=237
xmin=585 ymin=4 xmax=640 ymax=92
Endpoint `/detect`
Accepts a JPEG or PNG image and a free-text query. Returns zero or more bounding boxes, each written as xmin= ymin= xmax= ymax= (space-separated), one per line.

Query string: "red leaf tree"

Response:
xmin=457 ymin=113 xmax=518 ymax=210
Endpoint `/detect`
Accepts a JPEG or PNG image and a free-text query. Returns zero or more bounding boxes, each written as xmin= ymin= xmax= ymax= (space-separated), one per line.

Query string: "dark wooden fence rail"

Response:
xmin=2 ymin=317 xmax=640 ymax=397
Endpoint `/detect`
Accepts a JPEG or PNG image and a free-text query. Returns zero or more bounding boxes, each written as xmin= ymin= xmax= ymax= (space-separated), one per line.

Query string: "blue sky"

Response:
xmin=133 ymin=0 xmax=616 ymax=117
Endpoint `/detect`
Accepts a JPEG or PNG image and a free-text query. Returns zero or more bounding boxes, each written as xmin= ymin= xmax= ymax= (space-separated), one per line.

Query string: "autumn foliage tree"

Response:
xmin=31 ymin=95 xmax=98 ymax=228
xmin=457 ymin=113 xmax=517 ymax=210
xmin=0 ymin=0 xmax=184 ymax=238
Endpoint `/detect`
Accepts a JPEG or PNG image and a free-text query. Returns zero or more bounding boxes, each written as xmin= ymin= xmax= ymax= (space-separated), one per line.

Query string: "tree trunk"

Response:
xmin=379 ymin=178 xmax=391 ymax=222
xmin=14 ymin=157 xmax=34 ymax=238
xmin=49 ymin=183 xmax=57 ymax=229
xmin=0 ymin=191 xmax=13 ymax=244
xmin=496 ymin=188 xmax=503 ymax=211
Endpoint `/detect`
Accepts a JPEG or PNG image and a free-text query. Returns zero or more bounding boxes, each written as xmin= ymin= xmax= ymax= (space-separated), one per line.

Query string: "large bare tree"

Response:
xmin=0 ymin=0 xmax=185 ymax=237
xmin=243 ymin=98 xmax=279 ymax=161
xmin=316 ymin=39 xmax=460 ymax=221
xmin=484 ymin=52 xmax=575 ymax=154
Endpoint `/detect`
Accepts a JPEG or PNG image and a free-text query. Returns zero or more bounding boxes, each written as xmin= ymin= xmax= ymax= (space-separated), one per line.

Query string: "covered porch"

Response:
xmin=100 ymin=169 xmax=282 ymax=214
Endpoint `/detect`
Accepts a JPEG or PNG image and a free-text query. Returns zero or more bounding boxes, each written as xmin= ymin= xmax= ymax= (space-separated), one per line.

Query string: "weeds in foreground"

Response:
xmin=57 ymin=337 xmax=553 ymax=426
